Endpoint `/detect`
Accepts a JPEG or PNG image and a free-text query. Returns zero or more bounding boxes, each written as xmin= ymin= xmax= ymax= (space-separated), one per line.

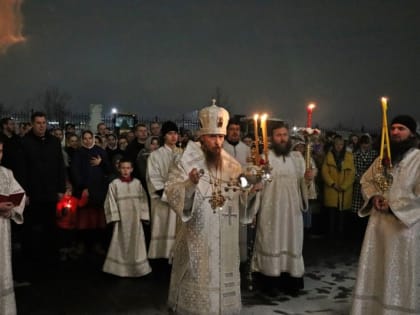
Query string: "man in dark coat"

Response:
xmin=19 ymin=111 xmax=66 ymax=264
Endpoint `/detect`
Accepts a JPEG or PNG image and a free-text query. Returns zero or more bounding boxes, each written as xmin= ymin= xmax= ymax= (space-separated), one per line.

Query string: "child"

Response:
xmin=0 ymin=140 xmax=25 ymax=315
xmin=103 ymin=158 xmax=151 ymax=277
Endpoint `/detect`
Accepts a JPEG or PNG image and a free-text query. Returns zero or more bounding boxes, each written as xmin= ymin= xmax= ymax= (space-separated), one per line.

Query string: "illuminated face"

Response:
xmin=119 ymin=161 xmax=133 ymax=178
xmin=150 ymin=123 xmax=161 ymax=136
xmin=272 ymin=127 xmax=289 ymax=145
xmin=164 ymin=131 xmax=178 ymax=146
xmin=67 ymin=135 xmax=79 ymax=149
xmin=82 ymin=132 xmax=94 ymax=148
xmin=135 ymin=126 xmax=148 ymax=142
xmin=97 ymin=123 xmax=107 ymax=136
xmin=107 ymin=135 xmax=117 ymax=148
xmin=53 ymin=129 xmax=64 ymax=141
xmin=32 ymin=116 xmax=47 ymax=137
xmin=390 ymin=123 xmax=412 ymax=143
xmin=334 ymin=139 xmax=345 ymax=152
xmin=149 ymin=139 xmax=160 ymax=151
xmin=201 ymin=134 xmax=224 ymax=155
xmin=118 ymin=138 xmax=128 ymax=150
xmin=226 ymin=124 xmax=241 ymax=143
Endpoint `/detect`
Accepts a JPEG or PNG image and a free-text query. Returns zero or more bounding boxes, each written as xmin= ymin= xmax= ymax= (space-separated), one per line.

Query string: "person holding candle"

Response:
xmin=250 ymin=121 xmax=309 ymax=297
xmin=164 ymin=102 xmax=259 ymax=315
xmin=351 ymin=115 xmax=420 ymax=314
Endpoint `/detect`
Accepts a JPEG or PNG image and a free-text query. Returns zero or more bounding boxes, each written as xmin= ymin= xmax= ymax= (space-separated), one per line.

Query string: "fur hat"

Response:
xmin=391 ymin=115 xmax=417 ymax=135
xmin=198 ymin=100 xmax=229 ymax=136
xmin=160 ymin=121 xmax=178 ymax=136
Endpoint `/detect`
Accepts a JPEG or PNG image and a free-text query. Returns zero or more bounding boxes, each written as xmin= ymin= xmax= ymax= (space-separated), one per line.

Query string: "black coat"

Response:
xmin=20 ymin=130 xmax=66 ymax=203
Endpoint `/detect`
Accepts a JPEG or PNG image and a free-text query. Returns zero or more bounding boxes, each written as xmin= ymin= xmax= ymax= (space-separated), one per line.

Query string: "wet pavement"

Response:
xmin=15 ymin=236 xmax=362 ymax=315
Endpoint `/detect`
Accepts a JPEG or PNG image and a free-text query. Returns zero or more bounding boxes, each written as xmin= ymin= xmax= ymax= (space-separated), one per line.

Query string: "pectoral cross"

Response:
xmin=222 ymin=205 xmax=237 ymax=225
xmin=209 ymin=192 xmax=226 ymax=212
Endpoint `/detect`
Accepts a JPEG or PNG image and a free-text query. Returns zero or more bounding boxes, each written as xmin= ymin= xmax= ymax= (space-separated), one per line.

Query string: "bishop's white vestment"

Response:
xmin=351 ymin=148 xmax=420 ymax=315
xmin=0 ymin=167 xmax=25 ymax=315
xmin=251 ymin=150 xmax=308 ymax=277
xmin=147 ymin=145 xmax=180 ymax=259
xmin=164 ymin=141 xmax=253 ymax=315
xmin=103 ymin=178 xmax=151 ymax=277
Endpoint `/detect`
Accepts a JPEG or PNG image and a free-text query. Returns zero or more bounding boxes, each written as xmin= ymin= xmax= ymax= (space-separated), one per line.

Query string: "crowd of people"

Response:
xmin=0 ymin=107 xmax=419 ymax=315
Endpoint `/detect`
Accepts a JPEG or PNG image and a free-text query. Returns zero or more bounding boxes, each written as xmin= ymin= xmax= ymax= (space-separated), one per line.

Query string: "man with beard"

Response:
xmin=164 ymin=102 xmax=257 ymax=315
xmin=351 ymin=115 xmax=420 ymax=315
xmin=251 ymin=121 xmax=309 ymax=297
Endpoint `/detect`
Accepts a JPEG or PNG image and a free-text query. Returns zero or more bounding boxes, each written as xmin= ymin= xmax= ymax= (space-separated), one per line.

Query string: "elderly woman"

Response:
xmin=322 ymin=135 xmax=355 ymax=238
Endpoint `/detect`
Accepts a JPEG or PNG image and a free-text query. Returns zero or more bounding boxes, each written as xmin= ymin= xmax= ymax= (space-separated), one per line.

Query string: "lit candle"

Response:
xmin=253 ymin=114 xmax=260 ymax=164
xmin=261 ymin=113 xmax=268 ymax=163
xmin=379 ymin=97 xmax=387 ymax=160
xmin=306 ymin=103 xmax=316 ymax=128
xmin=381 ymin=97 xmax=392 ymax=161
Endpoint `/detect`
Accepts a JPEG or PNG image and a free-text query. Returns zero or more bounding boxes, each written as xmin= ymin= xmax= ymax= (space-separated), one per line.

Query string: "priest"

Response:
xmin=164 ymin=101 xmax=257 ymax=315
xmin=250 ymin=121 xmax=309 ymax=296
xmin=351 ymin=115 xmax=420 ymax=314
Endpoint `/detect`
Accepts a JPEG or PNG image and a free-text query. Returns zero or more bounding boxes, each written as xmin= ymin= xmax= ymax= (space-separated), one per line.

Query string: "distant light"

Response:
xmin=111 ymin=108 xmax=118 ymax=114
xmin=292 ymin=126 xmax=298 ymax=132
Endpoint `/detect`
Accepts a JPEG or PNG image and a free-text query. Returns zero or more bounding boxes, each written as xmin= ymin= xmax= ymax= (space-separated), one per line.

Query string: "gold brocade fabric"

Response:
xmin=352 ymin=149 xmax=420 ymax=314
xmin=165 ymin=141 xmax=245 ymax=315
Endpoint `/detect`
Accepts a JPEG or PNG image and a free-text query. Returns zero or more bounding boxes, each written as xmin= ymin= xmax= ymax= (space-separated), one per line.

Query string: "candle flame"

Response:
xmin=307 ymin=103 xmax=316 ymax=110
xmin=253 ymin=114 xmax=259 ymax=120
xmin=261 ymin=113 xmax=268 ymax=121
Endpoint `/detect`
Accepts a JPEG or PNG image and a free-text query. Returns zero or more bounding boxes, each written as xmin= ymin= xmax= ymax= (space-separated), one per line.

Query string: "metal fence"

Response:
xmin=1 ymin=111 xmax=201 ymax=133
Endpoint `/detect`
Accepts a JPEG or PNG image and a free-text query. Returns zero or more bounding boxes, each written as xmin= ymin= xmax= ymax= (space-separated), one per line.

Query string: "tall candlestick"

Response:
xmin=261 ymin=113 xmax=268 ymax=163
xmin=306 ymin=103 xmax=316 ymax=128
xmin=381 ymin=97 xmax=391 ymax=161
xmin=253 ymin=114 xmax=260 ymax=164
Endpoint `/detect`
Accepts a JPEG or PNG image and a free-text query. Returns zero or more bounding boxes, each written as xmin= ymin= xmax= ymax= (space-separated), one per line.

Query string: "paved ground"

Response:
xmin=15 ymin=237 xmax=362 ymax=315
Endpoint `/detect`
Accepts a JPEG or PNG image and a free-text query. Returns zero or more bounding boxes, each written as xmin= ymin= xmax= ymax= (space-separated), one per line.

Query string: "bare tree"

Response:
xmin=25 ymin=87 xmax=72 ymax=127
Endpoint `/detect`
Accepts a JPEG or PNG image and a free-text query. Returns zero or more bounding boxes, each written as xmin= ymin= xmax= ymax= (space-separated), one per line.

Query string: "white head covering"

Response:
xmin=198 ymin=99 xmax=229 ymax=136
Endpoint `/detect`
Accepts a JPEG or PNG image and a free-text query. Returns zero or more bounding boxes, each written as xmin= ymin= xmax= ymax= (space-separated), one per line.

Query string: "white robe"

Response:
xmin=103 ymin=178 xmax=151 ymax=277
xmin=147 ymin=145 xmax=180 ymax=259
xmin=0 ymin=167 xmax=25 ymax=315
xmin=164 ymin=141 xmax=252 ymax=315
xmin=251 ymin=150 xmax=308 ymax=277
xmin=223 ymin=140 xmax=252 ymax=262
xmin=351 ymin=148 xmax=420 ymax=315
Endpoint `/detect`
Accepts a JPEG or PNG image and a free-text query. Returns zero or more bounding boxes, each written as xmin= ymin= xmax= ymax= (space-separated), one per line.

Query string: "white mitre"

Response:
xmin=198 ymin=99 xmax=230 ymax=136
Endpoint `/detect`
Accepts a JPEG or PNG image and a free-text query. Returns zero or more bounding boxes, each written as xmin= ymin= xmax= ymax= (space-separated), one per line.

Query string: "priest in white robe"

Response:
xmin=222 ymin=118 xmax=251 ymax=263
xmin=164 ymin=102 xmax=257 ymax=315
xmin=0 ymin=140 xmax=26 ymax=315
xmin=147 ymin=121 xmax=181 ymax=260
xmin=103 ymin=158 xmax=151 ymax=277
xmin=351 ymin=115 xmax=420 ymax=315
xmin=250 ymin=121 xmax=309 ymax=296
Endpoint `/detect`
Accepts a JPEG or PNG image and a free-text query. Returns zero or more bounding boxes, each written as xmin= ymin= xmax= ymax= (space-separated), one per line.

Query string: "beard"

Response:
xmin=272 ymin=139 xmax=292 ymax=157
xmin=201 ymin=143 xmax=222 ymax=170
xmin=390 ymin=136 xmax=418 ymax=164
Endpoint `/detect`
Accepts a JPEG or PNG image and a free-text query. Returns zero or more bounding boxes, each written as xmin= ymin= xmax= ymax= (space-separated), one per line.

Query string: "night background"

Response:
xmin=1 ymin=0 xmax=419 ymax=129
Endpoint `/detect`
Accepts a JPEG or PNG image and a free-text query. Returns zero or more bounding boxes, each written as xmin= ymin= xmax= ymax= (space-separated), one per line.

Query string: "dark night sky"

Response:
xmin=1 ymin=0 xmax=419 ymax=128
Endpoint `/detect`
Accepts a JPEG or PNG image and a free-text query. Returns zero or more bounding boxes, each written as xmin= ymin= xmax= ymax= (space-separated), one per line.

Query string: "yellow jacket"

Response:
xmin=322 ymin=150 xmax=355 ymax=210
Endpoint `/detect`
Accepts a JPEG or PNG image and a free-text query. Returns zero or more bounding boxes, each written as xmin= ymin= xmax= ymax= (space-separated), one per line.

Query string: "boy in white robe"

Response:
xmin=103 ymin=158 xmax=151 ymax=277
